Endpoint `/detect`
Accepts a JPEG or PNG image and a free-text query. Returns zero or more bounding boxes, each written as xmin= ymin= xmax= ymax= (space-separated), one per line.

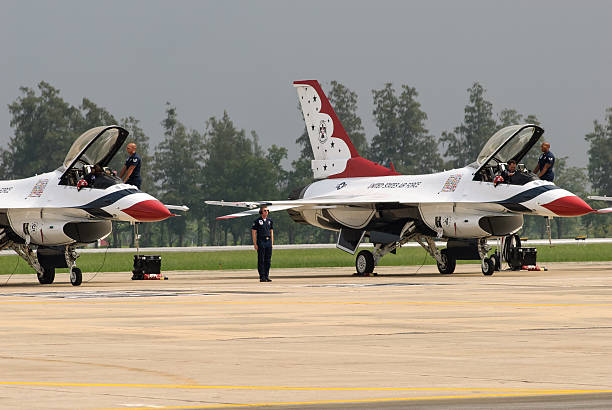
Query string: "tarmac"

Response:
xmin=1 ymin=262 xmax=612 ymax=409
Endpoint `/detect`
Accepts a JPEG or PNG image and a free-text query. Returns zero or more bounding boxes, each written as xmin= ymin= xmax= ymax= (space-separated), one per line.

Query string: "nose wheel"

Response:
xmin=70 ymin=267 xmax=82 ymax=286
xmin=481 ymin=258 xmax=495 ymax=276
xmin=355 ymin=250 xmax=375 ymax=275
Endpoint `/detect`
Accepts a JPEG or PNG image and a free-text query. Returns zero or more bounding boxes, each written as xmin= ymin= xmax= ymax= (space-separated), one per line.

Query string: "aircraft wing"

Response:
xmin=587 ymin=196 xmax=612 ymax=213
xmin=205 ymin=195 xmax=417 ymax=220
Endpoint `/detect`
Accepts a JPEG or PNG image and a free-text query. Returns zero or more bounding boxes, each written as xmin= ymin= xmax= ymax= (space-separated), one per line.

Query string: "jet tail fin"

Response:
xmin=294 ymin=80 xmax=399 ymax=179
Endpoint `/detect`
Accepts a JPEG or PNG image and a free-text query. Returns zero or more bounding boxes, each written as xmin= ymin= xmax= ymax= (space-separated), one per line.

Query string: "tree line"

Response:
xmin=2 ymin=81 xmax=611 ymax=246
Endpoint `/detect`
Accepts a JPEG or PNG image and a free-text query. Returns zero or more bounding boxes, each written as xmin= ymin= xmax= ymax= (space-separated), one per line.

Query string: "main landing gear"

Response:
xmin=418 ymin=237 xmax=499 ymax=276
xmin=10 ymin=242 xmax=83 ymax=286
xmin=354 ymin=222 xmax=419 ymax=275
xmin=351 ymin=229 xmax=504 ymax=277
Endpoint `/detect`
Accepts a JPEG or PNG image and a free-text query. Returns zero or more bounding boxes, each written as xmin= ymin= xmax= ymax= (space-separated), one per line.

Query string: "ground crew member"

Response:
xmin=251 ymin=206 xmax=273 ymax=282
xmin=533 ymin=142 xmax=555 ymax=182
xmin=120 ymin=142 xmax=142 ymax=188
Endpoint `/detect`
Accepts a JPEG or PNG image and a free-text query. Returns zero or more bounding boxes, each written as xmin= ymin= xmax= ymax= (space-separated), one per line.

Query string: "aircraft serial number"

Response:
xmin=368 ymin=182 xmax=422 ymax=189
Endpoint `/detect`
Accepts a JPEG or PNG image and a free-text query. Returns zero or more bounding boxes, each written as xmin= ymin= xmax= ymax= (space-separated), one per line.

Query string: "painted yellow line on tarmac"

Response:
xmin=1 ymin=381 xmax=612 ymax=393
xmin=4 ymin=382 xmax=612 ymax=410
xmin=2 ymin=299 xmax=612 ymax=308
xmin=90 ymin=391 xmax=612 ymax=410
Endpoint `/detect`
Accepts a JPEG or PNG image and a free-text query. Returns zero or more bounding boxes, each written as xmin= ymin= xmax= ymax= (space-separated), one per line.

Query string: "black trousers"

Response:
xmin=257 ymin=242 xmax=272 ymax=279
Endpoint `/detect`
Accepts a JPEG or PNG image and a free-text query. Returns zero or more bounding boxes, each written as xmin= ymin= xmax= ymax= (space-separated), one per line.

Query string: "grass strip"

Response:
xmin=0 ymin=243 xmax=610 ymax=275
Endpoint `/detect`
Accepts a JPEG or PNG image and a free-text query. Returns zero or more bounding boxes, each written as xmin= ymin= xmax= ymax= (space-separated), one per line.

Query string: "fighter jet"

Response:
xmin=0 ymin=125 xmax=173 ymax=285
xmin=206 ymin=80 xmax=610 ymax=276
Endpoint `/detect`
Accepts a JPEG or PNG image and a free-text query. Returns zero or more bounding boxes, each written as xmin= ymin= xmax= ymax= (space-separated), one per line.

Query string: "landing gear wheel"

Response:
xmin=70 ymin=267 xmax=82 ymax=286
xmin=437 ymin=249 xmax=456 ymax=275
xmin=490 ymin=254 xmax=501 ymax=271
xmin=482 ymin=258 xmax=495 ymax=276
xmin=355 ymin=250 xmax=375 ymax=275
xmin=37 ymin=266 xmax=55 ymax=284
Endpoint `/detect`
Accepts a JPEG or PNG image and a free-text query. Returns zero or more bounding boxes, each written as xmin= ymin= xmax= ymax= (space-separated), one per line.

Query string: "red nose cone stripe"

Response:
xmin=541 ymin=196 xmax=594 ymax=216
xmin=122 ymin=200 xmax=172 ymax=222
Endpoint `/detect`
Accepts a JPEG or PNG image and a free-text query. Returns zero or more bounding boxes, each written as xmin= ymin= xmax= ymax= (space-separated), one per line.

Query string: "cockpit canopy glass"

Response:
xmin=59 ymin=125 xmax=128 ymax=188
xmin=63 ymin=126 xmax=126 ymax=169
xmin=472 ymin=124 xmax=544 ymax=183
xmin=475 ymin=124 xmax=543 ymax=167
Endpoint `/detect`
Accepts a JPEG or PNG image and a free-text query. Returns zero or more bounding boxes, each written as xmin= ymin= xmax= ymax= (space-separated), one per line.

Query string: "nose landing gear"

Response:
xmin=10 ymin=243 xmax=83 ymax=285
xmin=355 ymin=250 xmax=375 ymax=275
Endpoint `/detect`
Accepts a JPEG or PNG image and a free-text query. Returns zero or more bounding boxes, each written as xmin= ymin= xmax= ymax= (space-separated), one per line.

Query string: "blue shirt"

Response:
xmin=252 ymin=217 xmax=273 ymax=244
xmin=538 ymin=151 xmax=555 ymax=181
xmin=125 ymin=153 xmax=142 ymax=187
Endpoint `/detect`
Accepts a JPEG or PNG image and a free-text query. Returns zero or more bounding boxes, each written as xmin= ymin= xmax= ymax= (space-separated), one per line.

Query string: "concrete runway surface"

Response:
xmin=1 ymin=262 xmax=612 ymax=409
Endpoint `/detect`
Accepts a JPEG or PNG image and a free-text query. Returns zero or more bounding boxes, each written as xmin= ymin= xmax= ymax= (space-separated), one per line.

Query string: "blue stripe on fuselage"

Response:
xmin=76 ymin=188 xmax=140 ymax=209
xmin=494 ymin=185 xmax=560 ymax=206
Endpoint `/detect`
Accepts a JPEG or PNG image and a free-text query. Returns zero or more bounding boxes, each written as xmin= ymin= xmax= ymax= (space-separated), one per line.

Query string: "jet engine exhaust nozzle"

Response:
xmin=121 ymin=199 xmax=173 ymax=222
xmin=542 ymin=195 xmax=594 ymax=217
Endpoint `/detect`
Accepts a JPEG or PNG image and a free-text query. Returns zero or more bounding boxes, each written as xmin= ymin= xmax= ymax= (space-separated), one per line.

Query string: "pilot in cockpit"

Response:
xmin=494 ymin=159 xmax=518 ymax=187
xmin=85 ymin=164 xmax=105 ymax=186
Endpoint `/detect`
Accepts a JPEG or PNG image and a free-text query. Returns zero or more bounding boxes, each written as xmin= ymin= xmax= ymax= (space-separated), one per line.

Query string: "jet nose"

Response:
xmin=541 ymin=195 xmax=594 ymax=217
xmin=121 ymin=199 xmax=173 ymax=222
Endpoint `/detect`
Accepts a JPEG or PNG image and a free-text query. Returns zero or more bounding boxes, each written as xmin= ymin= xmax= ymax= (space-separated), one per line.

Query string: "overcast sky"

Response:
xmin=2 ymin=0 xmax=611 ymax=168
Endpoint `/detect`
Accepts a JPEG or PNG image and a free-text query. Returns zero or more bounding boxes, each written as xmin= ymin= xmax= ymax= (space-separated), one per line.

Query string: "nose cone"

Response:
xmin=122 ymin=199 xmax=173 ymax=222
xmin=542 ymin=195 xmax=594 ymax=217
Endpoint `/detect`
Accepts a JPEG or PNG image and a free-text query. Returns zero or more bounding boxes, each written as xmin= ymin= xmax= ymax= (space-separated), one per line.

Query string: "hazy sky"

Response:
xmin=2 ymin=0 xmax=611 ymax=168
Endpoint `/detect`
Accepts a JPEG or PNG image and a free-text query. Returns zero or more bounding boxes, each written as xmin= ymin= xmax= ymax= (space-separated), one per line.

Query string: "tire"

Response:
xmin=355 ymin=250 xmax=375 ymax=274
xmin=37 ymin=266 xmax=55 ymax=285
xmin=482 ymin=258 xmax=495 ymax=276
xmin=70 ymin=267 xmax=82 ymax=286
xmin=437 ymin=249 xmax=456 ymax=275
xmin=490 ymin=254 xmax=501 ymax=271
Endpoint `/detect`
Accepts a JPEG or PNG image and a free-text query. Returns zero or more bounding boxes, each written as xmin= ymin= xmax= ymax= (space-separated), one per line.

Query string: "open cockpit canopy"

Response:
xmin=472 ymin=124 xmax=543 ymax=179
xmin=476 ymin=125 xmax=543 ymax=167
xmin=62 ymin=125 xmax=128 ymax=170
xmin=59 ymin=125 xmax=128 ymax=187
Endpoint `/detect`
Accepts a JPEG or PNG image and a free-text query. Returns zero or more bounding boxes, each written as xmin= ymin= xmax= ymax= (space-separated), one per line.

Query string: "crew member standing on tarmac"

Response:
xmin=119 ymin=142 xmax=142 ymax=189
xmin=251 ymin=206 xmax=273 ymax=282
xmin=533 ymin=142 xmax=555 ymax=182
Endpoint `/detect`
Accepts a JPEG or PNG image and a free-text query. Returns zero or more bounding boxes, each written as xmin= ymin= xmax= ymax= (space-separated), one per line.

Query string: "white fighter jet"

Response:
xmin=207 ymin=80 xmax=610 ymax=275
xmin=0 ymin=125 xmax=173 ymax=285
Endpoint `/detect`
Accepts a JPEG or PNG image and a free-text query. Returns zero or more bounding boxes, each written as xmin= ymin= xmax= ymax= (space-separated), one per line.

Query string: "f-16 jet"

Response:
xmin=207 ymin=80 xmax=609 ymax=275
xmin=0 ymin=126 xmax=173 ymax=285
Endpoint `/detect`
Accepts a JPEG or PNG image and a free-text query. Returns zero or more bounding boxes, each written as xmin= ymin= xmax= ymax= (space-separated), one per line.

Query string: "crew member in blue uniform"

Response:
xmin=533 ymin=142 xmax=555 ymax=182
xmin=251 ymin=206 xmax=274 ymax=282
xmin=120 ymin=142 xmax=142 ymax=188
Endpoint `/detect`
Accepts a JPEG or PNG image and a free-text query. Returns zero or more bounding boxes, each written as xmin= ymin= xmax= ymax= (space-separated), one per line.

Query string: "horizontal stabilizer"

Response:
xmin=216 ymin=204 xmax=299 ymax=220
xmin=205 ymin=200 xmax=268 ymax=209
xmin=588 ymin=195 xmax=612 ymax=201
xmin=165 ymin=204 xmax=190 ymax=212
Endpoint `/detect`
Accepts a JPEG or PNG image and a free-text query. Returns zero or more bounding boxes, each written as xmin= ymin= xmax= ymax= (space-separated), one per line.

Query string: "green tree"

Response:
xmin=6 ymin=81 xmax=82 ymax=178
xmin=441 ymin=82 xmax=497 ymax=168
xmin=551 ymin=158 xmax=588 ymax=238
xmin=585 ymin=108 xmax=612 ymax=197
xmin=497 ymin=108 xmax=523 ymax=128
xmin=153 ymin=103 xmax=205 ymax=246
xmin=78 ymin=98 xmax=117 ymax=130
xmin=370 ymin=84 xmax=441 ymax=174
